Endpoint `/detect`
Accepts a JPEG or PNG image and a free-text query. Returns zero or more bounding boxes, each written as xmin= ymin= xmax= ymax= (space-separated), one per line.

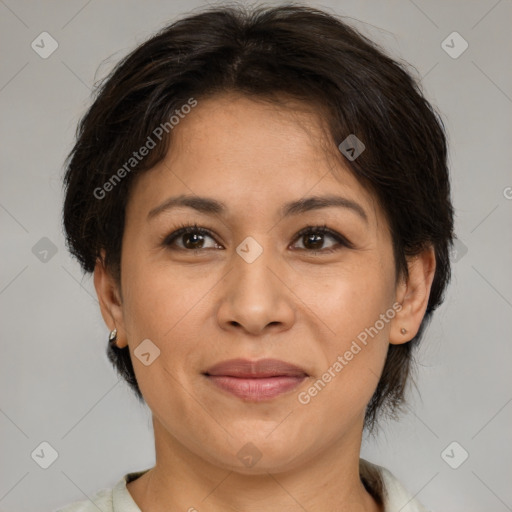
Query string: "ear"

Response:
xmin=93 ymin=251 xmax=128 ymax=348
xmin=389 ymin=245 xmax=436 ymax=345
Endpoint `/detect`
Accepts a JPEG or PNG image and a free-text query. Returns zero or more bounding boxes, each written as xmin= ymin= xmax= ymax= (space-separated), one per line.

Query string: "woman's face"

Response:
xmin=99 ymin=93 xmax=413 ymax=473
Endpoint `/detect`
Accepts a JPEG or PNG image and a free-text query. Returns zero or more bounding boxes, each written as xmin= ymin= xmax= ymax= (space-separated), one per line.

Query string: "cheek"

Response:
xmin=294 ymin=262 xmax=394 ymax=408
xmin=121 ymin=255 xmax=201 ymax=339
xmin=293 ymin=256 xmax=395 ymax=341
xmin=120 ymin=258 xmax=215 ymax=385
xmin=119 ymin=267 xmax=205 ymax=420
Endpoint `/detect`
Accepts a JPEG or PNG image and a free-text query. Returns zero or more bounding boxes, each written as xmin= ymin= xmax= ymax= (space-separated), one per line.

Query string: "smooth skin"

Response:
xmin=94 ymin=92 xmax=436 ymax=512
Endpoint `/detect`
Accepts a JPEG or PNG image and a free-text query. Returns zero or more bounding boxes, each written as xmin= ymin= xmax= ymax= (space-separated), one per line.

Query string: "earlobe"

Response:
xmin=93 ymin=252 xmax=128 ymax=348
xmin=389 ymin=246 xmax=436 ymax=345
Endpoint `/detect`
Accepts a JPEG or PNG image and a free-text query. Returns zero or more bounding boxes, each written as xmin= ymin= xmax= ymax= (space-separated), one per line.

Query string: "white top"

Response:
xmin=55 ymin=459 xmax=429 ymax=512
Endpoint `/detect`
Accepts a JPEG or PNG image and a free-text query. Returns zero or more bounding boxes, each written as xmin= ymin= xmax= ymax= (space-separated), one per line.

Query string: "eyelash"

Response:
xmin=161 ymin=222 xmax=353 ymax=254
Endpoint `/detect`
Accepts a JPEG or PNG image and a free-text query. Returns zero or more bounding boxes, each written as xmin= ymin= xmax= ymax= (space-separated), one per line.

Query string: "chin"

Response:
xmin=212 ymin=433 xmax=312 ymax=475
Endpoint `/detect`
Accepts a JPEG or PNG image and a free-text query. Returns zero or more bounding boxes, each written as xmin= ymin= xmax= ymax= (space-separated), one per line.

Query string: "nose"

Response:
xmin=215 ymin=239 xmax=296 ymax=336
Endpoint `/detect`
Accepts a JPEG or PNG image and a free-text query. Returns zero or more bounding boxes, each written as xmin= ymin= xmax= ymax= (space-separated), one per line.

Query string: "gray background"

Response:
xmin=1 ymin=0 xmax=511 ymax=510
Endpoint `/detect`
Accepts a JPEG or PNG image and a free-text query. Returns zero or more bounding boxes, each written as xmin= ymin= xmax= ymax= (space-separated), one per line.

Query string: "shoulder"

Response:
xmin=54 ymin=470 xmax=149 ymax=512
xmin=360 ymin=458 xmax=431 ymax=512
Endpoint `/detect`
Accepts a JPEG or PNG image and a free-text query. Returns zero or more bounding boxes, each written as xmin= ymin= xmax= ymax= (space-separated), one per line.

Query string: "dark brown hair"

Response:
xmin=62 ymin=2 xmax=454 ymax=432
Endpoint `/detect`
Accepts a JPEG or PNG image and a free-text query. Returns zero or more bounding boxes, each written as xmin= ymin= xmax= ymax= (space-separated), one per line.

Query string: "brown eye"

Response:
xmin=162 ymin=223 xmax=351 ymax=254
xmin=292 ymin=225 xmax=352 ymax=253
xmin=163 ymin=225 xmax=221 ymax=250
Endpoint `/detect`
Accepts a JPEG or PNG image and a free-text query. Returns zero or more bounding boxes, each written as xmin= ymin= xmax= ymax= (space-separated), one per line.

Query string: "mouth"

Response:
xmin=203 ymin=358 xmax=308 ymax=402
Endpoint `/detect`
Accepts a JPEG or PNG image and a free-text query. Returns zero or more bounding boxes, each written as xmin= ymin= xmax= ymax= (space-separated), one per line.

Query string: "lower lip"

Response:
xmin=205 ymin=375 xmax=307 ymax=401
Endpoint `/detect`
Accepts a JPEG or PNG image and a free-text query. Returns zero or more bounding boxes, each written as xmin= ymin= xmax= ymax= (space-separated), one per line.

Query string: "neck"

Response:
xmin=127 ymin=416 xmax=383 ymax=512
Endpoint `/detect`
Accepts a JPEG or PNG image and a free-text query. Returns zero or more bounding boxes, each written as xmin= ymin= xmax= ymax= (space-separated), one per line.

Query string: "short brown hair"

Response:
xmin=62 ymin=3 xmax=454 ymax=431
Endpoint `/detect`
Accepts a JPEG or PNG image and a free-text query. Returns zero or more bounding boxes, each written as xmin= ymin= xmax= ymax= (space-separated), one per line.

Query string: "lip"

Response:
xmin=203 ymin=358 xmax=308 ymax=401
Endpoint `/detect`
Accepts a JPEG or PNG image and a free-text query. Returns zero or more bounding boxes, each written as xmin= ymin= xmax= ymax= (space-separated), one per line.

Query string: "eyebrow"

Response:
xmin=147 ymin=194 xmax=368 ymax=224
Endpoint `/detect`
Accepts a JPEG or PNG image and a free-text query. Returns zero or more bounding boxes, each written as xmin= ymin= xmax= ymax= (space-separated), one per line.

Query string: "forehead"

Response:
xmin=170 ymin=92 xmax=343 ymax=178
xmin=128 ymin=92 xmax=381 ymax=226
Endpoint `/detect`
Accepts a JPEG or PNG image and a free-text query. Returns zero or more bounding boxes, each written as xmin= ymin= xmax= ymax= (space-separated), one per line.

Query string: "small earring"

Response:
xmin=109 ymin=328 xmax=118 ymax=344
xmin=400 ymin=328 xmax=407 ymax=335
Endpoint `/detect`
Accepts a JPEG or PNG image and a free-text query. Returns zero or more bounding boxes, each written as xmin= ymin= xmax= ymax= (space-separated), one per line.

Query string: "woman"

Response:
xmin=58 ymin=3 xmax=454 ymax=511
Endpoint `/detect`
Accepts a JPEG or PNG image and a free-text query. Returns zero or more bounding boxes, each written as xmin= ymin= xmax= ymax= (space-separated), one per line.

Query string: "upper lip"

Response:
xmin=204 ymin=358 xmax=308 ymax=378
